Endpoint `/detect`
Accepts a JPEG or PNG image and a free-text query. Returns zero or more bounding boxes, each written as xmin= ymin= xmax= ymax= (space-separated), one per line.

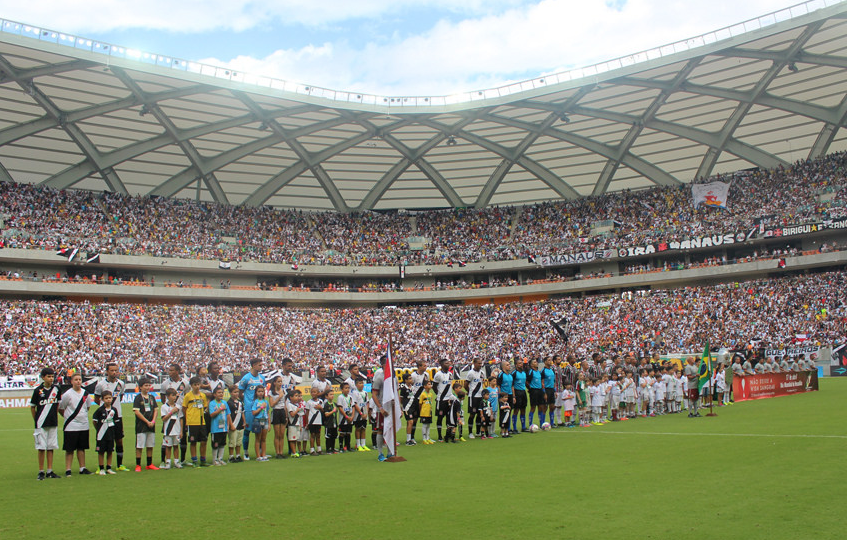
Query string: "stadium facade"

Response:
xmin=0 ymin=1 xmax=846 ymax=211
xmin=0 ymin=2 xmax=846 ymax=306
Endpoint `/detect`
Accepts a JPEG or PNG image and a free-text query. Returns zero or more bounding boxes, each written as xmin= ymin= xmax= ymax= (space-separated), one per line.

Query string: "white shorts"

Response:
xmin=136 ymin=432 xmax=155 ymax=449
xmin=287 ymin=425 xmax=301 ymax=442
xmin=162 ymin=435 xmax=180 ymax=447
xmin=34 ymin=427 xmax=59 ymax=451
xmin=298 ymin=426 xmax=310 ymax=443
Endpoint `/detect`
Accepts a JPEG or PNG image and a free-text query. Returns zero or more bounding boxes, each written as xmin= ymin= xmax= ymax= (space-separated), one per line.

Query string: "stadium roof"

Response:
xmin=1 ymin=1 xmax=847 ymax=212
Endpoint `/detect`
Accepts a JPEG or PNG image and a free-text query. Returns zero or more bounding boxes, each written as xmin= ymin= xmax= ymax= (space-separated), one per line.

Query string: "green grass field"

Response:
xmin=2 ymin=380 xmax=846 ymax=539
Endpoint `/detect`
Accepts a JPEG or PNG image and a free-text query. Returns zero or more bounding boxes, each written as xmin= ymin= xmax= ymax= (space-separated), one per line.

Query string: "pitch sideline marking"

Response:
xmin=552 ymin=429 xmax=847 ymax=439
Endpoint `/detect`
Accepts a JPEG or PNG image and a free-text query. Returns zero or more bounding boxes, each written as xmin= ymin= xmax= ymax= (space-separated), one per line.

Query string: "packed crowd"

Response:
xmin=2 ymin=153 xmax=845 ymax=266
xmin=3 ymin=270 xmax=845 ymax=379
xmin=513 ymin=153 xmax=847 ymax=258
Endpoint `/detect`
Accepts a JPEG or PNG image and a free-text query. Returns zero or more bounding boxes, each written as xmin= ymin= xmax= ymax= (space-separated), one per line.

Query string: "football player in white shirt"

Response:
xmin=94 ymin=362 xmax=128 ymax=471
xmin=464 ymin=358 xmax=484 ymax=438
xmin=433 ymin=359 xmax=455 ymax=442
xmin=405 ymin=360 xmax=430 ymax=444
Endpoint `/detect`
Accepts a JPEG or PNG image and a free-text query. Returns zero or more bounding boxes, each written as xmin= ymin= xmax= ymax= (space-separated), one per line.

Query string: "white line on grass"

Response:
xmin=553 ymin=430 xmax=847 ymax=439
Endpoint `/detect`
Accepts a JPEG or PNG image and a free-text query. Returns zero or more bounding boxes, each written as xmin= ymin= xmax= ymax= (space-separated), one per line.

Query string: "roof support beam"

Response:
xmin=352 ymin=115 xmax=468 ymax=210
xmin=417 ymin=116 xmax=582 ymax=200
xmin=565 ymin=106 xmax=787 ymax=171
xmin=111 ymin=67 xmax=228 ymax=204
xmin=0 ymin=58 xmax=96 ymax=84
xmin=797 ymin=52 xmax=847 ymax=70
xmin=438 ymin=124 xmax=581 ymax=200
xmin=0 ymin=84 xmax=211 ymax=147
xmin=809 ymin=94 xmax=847 ymax=159
xmin=243 ymin=130 xmax=378 ymax=207
xmin=594 ymin=58 xmax=700 ymax=196
xmin=696 ymin=21 xmax=821 ymax=178
xmin=474 ymin=112 xmax=559 ymax=207
xmin=0 ymin=159 xmax=12 ymax=182
xmin=0 ymin=55 xmax=129 ymax=194
xmin=717 ymin=49 xmax=847 ymax=70
xmin=100 ymin=167 xmax=127 ymax=195
xmin=44 ymin=105 xmax=323 ymax=190
xmin=479 ymin=112 xmax=681 ymax=188
xmin=232 ymin=91 xmax=348 ymax=212
xmin=356 ymin=158 xmax=413 ymax=211
xmin=474 ymin=160 xmax=513 ymax=209
xmin=148 ymin=116 xmax=350 ymax=199
xmin=476 ymin=87 xmax=593 ymax=206
xmin=616 ymin=76 xmax=838 ymax=125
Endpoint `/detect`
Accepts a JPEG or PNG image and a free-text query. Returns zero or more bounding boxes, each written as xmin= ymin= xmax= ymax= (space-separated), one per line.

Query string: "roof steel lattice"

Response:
xmin=1 ymin=1 xmax=847 ymax=211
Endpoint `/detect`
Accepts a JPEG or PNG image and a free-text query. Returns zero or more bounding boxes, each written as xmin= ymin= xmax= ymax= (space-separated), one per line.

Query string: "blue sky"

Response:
xmin=1 ymin=0 xmax=803 ymax=95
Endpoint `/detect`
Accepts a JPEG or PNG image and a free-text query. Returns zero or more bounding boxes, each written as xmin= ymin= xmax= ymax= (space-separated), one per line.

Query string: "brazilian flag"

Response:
xmin=698 ymin=343 xmax=712 ymax=393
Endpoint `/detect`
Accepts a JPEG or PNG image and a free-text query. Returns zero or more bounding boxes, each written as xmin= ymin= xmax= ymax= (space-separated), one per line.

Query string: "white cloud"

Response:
xmin=0 ymin=0 xmax=528 ymax=32
xmin=1 ymin=0 xmax=811 ymax=95
xmin=197 ymin=0 xmax=798 ymax=95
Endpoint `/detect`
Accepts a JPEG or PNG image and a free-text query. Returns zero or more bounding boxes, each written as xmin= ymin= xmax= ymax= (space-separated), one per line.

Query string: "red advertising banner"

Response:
xmin=732 ymin=371 xmax=819 ymax=402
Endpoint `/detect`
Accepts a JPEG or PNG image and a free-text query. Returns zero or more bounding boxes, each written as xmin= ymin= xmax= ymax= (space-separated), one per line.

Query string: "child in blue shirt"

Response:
xmin=251 ymin=385 xmax=270 ymax=462
xmin=486 ymin=376 xmax=499 ymax=438
xmin=208 ymin=386 xmax=231 ymax=466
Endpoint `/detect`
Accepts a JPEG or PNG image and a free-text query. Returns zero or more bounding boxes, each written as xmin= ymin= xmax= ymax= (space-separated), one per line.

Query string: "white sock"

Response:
xmin=406 ymin=433 xmax=412 ymax=442
xmin=376 ymin=434 xmax=384 ymax=454
xmin=316 ymin=446 xmax=321 ymax=453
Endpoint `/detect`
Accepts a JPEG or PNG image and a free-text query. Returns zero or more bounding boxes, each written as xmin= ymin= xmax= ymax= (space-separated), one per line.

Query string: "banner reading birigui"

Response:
xmin=732 ymin=371 xmax=818 ymax=402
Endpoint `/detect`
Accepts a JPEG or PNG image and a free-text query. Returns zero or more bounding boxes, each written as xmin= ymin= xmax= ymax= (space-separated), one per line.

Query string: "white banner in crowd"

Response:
xmin=763 ymin=345 xmax=821 ymax=359
xmin=0 ymin=375 xmax=39 ymax=392
xmin=692 ymin=181 xmax=730 ymax=209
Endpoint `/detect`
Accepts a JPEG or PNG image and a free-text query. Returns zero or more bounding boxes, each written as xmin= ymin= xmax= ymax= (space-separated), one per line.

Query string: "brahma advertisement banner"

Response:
xmin=732 ymin=371 xmax=818 ymax=401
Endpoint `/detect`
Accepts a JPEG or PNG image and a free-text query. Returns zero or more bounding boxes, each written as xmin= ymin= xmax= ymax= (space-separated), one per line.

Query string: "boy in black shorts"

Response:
xmin=445 ymin=382 xmax=466 ymax=443
xmin=93 ymin=390 xmax=119 ymax=475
